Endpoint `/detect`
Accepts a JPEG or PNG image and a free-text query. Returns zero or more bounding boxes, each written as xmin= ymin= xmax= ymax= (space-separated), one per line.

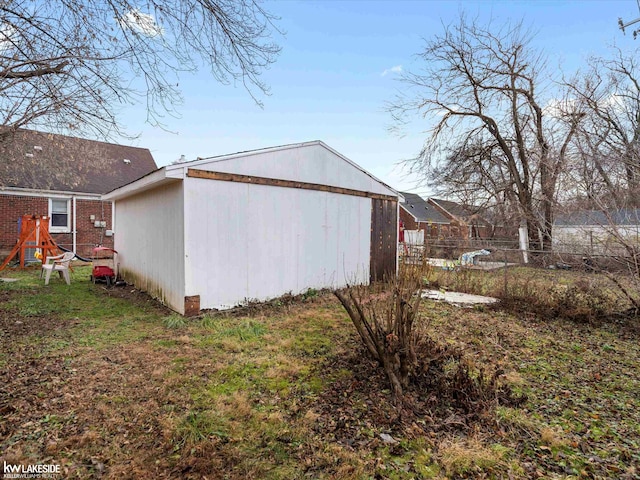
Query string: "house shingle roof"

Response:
xmin=430 ymin=198 xmax=492 ymax=226
xmin=400 ymin=192 xmax=450 ymax=224
xmin=430 ymin=198 xmax=470 ymax=218
xmin=554 ymin=209 xmax=640 ymax=226
xmin=0 ymin=129 xmax=157 ymax=194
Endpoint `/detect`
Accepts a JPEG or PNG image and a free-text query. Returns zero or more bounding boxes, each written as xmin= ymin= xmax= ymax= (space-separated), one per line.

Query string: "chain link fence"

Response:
xmin=400 ymin=237 xmax=636 ymax=273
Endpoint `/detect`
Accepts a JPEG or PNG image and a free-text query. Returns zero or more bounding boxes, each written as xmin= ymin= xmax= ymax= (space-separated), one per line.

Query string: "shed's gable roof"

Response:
xmin=105 ymin=140 xmax=399 ymax=201
xmin=171 ymin=140 xmax=397 ymax=194
xmin=399 ymin=192 xmax=450 ymax=224
xmin=555 ymin=209 xmax=640 ymax=226
xmin=0 ymin=129 xmax=157 ymax=194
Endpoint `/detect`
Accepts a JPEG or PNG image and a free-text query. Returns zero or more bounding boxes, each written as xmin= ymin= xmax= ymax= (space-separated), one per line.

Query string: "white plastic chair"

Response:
xmin=42 ymin=252 xmax=75 ymax=285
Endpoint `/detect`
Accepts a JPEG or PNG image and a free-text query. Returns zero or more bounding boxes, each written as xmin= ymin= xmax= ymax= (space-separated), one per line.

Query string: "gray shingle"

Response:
xmin=0 ymin=129 xmax=157 ymax=194
xmin=400 ymin=192 xmax=450 ymax=224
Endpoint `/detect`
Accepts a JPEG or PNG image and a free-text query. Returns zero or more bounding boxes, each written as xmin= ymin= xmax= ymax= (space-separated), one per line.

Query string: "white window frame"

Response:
xmin=49 ymin=197 xmax=71 ymax=233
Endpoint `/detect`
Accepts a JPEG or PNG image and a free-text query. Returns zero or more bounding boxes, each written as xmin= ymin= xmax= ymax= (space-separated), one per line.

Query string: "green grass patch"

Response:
xmin=173 ymin=410 xmax=229 ymax=448
xmin=163 ymin=314 xmax=187 ymax=329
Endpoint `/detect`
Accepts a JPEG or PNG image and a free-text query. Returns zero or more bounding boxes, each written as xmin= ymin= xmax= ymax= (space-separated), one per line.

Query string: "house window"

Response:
xmin=49 ymin=198 xmax=71 ymax=233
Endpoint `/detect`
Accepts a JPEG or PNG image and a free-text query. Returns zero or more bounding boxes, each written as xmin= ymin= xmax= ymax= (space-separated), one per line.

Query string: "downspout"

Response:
xmin=111 ymin=200 xmax=117 ymax=278
xmin=72 ymin=195 xmax=77 ymax=253
xmin=396 ymin=199 xmax=400 ymax=274
xmin=111 ymin=200 xmax=116 ymax=239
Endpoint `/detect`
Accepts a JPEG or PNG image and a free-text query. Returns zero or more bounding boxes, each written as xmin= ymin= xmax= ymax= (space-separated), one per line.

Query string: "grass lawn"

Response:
xmin=1 ymin=265 xmax=639 ymax=479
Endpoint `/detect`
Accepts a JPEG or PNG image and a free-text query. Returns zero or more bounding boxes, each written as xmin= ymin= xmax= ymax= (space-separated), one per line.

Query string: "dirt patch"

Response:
xmin=1 ymin=332 xmax=216 ymax=478
xmin=310 ymin=339 xmax=525 ymax=445
xmin=94 ymin=283 xmax=173 ymax=315
xmin=201 ymin=288 xmax=330 ymax=318
xmin=0 ymin=289 xmax=72 ymax=338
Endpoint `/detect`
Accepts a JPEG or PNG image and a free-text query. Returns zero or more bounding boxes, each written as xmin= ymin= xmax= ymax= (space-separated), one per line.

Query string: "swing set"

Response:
xmin=0 ymin=215 xmax=61 ymax=272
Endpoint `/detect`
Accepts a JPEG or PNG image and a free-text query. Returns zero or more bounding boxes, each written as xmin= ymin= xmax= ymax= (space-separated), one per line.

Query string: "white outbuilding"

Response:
xmin=103 ymin=141 xmax=399 ymax=315
xmin=553 ymin=208 xmax=640 ymax=256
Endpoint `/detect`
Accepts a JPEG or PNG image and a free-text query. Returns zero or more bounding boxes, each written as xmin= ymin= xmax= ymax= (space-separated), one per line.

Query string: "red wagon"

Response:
xmin=90 ymin=246 xmax=118 ymax=286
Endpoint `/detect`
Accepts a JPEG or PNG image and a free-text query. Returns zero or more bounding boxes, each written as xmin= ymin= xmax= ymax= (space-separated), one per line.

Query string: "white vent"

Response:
xmin=33 ymin=145 xmax=43 ymax=151
xmin=123 ymin=158 xmax=131 ymax=164
xmin=25 ymin=153 xmax=34 ymax=157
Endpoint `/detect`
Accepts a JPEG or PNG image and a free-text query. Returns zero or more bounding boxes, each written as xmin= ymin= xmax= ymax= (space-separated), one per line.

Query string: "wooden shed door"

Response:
xmin=370 ymin=198 xmax=397 ymax=282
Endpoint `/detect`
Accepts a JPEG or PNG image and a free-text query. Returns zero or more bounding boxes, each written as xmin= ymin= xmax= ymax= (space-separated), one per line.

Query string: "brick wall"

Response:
xmin=399 ymin=207 xmax=418 ymax=230
xmin=0 ymin=195 xmax=48 ymax=254
xmin=0 ymin=194 xmax=113 ymax=259
xmin=52 ymin=199 xmax=114 ymax=257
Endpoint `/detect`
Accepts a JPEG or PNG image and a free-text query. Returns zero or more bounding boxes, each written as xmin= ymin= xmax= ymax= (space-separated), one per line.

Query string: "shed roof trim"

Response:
xmin=102 ymin=168 xmax=178 ymax=201
xmin=167 ymin=140 xmax=397 ymax=195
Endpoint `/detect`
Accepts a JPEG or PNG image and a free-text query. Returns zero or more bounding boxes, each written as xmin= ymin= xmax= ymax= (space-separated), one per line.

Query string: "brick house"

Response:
xmin=399 ymin=192 xmax=492 ymax=240
xmin=399 ymin=192 xmax=453 ymax=239
xmin=0 ymin=129 xmax=157 ymax=259
xmin=428 ymin=198 xmax=492 ymax=239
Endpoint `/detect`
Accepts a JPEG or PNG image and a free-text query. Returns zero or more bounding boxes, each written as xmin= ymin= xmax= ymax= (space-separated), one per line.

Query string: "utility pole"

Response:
xmin=619 ymin=0 xmax=640 ymax=38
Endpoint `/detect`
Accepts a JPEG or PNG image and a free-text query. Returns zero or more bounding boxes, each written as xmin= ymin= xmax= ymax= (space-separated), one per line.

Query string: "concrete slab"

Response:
xmin=427 ymin=258 xmax=516 ymax=271
xmin=422 ymin=289 xmax=498 ymax=306
xmin=473 ymin=261 xmax=517 ymax=270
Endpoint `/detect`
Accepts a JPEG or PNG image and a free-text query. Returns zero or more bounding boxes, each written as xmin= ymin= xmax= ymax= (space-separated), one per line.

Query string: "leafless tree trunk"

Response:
xmin=558 ymin=47 xmax=640 ymax=313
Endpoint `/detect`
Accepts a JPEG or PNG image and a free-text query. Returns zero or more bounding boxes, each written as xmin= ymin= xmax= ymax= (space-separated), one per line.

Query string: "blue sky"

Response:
xmin=120 ymin=0 xmax=640 ymax=197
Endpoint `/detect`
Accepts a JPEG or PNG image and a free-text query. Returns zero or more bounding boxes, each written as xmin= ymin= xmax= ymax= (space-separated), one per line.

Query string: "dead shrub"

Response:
xmin=412 ymin=336 xmax=526 ymax=417
xmin=334 ymin=264 xmax=425 ymax=401
xmin=334 ymin=265 xmax=524 ymax=416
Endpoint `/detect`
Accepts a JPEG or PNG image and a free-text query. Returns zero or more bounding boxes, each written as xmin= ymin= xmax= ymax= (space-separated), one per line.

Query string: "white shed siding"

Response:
xmin=179 ymin=143 xmax=394 ymax=197
xmin=114 ymin=181 xmax=185 ymax=313
xmin=183 ymin=177 xmax=370 ymax=310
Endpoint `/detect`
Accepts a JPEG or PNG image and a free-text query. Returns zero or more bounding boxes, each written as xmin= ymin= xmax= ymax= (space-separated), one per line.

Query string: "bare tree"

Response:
xmin=554 ymin=47 xmax=640 ymax=316
xmin=390 ymin=16 xmax=582 ymax=250
xmin=0 ymin=0 xmax=280 ymax=141
xmin=565 ymin=47 xmax=640 ymax=208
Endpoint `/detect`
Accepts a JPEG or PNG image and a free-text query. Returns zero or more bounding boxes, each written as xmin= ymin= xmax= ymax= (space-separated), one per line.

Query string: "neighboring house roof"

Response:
xmin=0 ymin=129 xmax=157 ymax=194
xmin=429 ymin=198 xmax=492 ymax=226
xmin=399 ymin=192 xmax=450 ymax=224
xmin=554 ymin=209 xmax=640 ymax=226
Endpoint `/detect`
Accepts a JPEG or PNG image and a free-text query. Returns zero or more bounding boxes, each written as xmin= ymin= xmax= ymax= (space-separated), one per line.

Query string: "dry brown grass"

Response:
xmin=438 ymin=436 xmax=504 ymax=476
xmin=1 ymin=266 xmax=639 ymax=478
